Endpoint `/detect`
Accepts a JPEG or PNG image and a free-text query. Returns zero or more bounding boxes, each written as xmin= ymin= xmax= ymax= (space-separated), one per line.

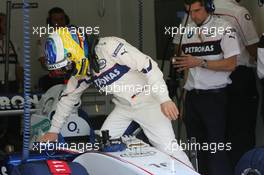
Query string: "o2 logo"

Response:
xmin=67 ymin=121 xmax=80 ymax=134
xmin=0 ymin=166 xmax=8 ymax=175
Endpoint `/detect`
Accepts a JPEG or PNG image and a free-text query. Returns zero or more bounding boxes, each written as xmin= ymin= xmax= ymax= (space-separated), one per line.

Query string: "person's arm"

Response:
xmin=49 ymin=76 xmax=90 ymax=133
xmin=238 ymin=8 xmax=259 ymax=60
xmin=101 ymin=37 xmax=178 ymax=120
xmin=173 ymin=54 xmax=236 ymax=72
xmin=205 ymin=56 xmax=236 ymax=71
xmin=39 ymin=76 xmax=90 ymax=142
xmin=173 ymin=25 xmax=240 ymax=72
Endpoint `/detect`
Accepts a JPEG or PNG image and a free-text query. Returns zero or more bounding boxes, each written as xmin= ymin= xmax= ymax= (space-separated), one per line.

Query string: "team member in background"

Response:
xmin=39 ymin=27 xmax=193 ymax=168
xmin=214 ymin=0 xmax=260 ymax=171
xmin=172 ymin=0 xmax=240 ymax=174
xmin=37 ymin=7 xmax=70 ymax=92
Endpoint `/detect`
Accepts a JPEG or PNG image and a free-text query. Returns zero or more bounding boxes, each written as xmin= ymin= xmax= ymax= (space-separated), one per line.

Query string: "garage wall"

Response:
xmin=0 ymin=0 xmax=122 ymax=88
xmin=2 ymin=0 xmax=263 ymax=89
xmin=120 ymin=0 xmax=157 ymax=59
xmin=0 ymin=0 xmax=158 ymax=88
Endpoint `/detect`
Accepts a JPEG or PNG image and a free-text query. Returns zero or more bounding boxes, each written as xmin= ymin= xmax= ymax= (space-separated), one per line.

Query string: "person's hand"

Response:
xmin=38 ymin=132 xmax=58 ymax=142
xmin=171 ymin=54 xmax=202 ymax=72
xmin=161 ymin=101 xmax=179 ymax=120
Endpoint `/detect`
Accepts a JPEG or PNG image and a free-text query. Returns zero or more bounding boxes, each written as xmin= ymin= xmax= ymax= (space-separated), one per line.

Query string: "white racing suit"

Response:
xmin=48 ymin=37 xmax=193 ymax=167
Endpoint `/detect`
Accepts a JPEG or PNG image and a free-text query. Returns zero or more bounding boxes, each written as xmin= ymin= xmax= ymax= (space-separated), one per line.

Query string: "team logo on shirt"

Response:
xmin=204 ymin=28 xmax=215 ymax=37
xmin=98 ymin=58 xmax=107 ymax=70
xmin=112 ymin=43 xmax=124 ymax=57
xmin=93 ymin=64 xmax=130 ymax=89
xmin=223 ymin=28 xmax=237 ymax=39
xmin=245 ymin=14 xmax=251 ymax=21
xmin=182 ymin=40 xmax=221 ymax=56
xmin=187 ymin=31 xmax=194 ymax=39
xmin=229 ymin=35 xmax=236 ymax=39
xmin=120 ymin=49 xmax=128 ymax=55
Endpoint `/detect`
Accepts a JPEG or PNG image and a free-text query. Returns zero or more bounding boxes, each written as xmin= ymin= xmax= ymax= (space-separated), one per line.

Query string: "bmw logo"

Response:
xmin=187 ymin=31 xmax=194 ymax=39
xmin=245 ymin=14 xmax=251 ymax=21
xmin=98 ymin=59 xmax=107 ymax=70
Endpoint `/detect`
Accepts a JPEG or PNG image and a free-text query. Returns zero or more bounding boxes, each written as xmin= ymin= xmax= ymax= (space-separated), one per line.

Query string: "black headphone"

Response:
xmin=204 ymin=0 xmax=215 ymax=13
xmin=46 ymin=7 xmax=70 ymax=26
xmin=185 ymin=0 xmax=215 ymax=13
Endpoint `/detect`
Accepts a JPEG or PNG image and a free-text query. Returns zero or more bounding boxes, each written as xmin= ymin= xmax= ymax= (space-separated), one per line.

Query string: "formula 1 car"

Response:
xmin=0 ymin=85 xmax=199 ymax=175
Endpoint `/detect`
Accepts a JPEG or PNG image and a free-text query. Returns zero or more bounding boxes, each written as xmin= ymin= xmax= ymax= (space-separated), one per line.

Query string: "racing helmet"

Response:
xmin=44 ymin=27 xmax=91 ymax=77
